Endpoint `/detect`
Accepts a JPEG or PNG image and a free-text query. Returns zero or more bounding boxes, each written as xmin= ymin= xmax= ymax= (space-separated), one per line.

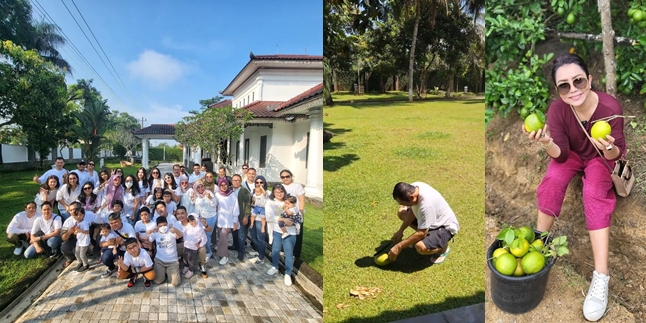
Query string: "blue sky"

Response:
xmin=31 ymin=0 xmax=322 ymax=145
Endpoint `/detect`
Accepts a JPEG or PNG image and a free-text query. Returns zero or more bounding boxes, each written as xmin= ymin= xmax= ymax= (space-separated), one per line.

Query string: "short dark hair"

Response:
xmin=124 ymin=237 xmax=138 ymax=247
xmin=392 ymin=182 xmax=416 ymax=202
xmin=247 ymin=167 xmax=256 ymax=173
xmin=162 ymin=190 xmax=172 ymax=196
xmin=177 ymin=206 xmax=187 ymax=212
xmin=100 ymin=223 xmax=111 ymax=231
xmin=155 ymin=200 xmax=166 ymax=209
xmin=139 ymin=207 xmax=150 ymax=216
xmin=111 ymin=200 xmax=124 ymax=208
xmin=156 ymin=216 xmax=168 ymax=225
xmin=232 ymin=174 xmax=242 ymax=180
xmin=70 ymin=201 xmax=84 ymax=214
xmin=55 ymin=157 xmax=65 ymax=162
xmin=41 ymin=201 xmax=52 ymax=209
xmin=25 ymin=201 xmax=37 ymax=209
xmin=551 ymin=53 xmax=590 ymax=85
xmin=108 ymin=212 xmax=122 ymax=221
xmin=194 ymin=163 xmax=200 ymax=167
xmin=285 ymin=195 xmax=297 ymax=204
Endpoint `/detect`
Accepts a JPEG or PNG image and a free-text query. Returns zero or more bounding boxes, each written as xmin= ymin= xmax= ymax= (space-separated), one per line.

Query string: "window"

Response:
xmin=244 ymin=138 xmax=250 ymax=163
xmin=235 ymin=140 xmax=240 ymax=166
xmin=305 ymin=132 xmax=310 ymax=168
xmin=259 ymin=135 xmax=267 ymax=168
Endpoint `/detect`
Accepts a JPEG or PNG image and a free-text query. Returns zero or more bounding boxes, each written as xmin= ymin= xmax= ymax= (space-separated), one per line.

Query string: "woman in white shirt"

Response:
xmin=35 ymin=175 xmax=60 ymax=210
xmin=148 ymin=167 xmax=163 ymax=190
xmin=137 ymin=167 xmax=151 ymax=200
xmin=190 ymin=180 xmax=218 ymax=261
xmin=214 ymin=178 xmax=239 ymax=266
xmin=265 ymin=184 xmax=297 ymax=286
xmin=177 ymin=176 xmax=195 ymax=214
xmin=57 ymin=172 xmax=82 ymax=222
xmin=279 ymin=169 xmax=305 ymax=259
xmin=122 ymin=174 xmax=142 ymax=225
xmin=93 ymin=170 xmax=110 ymax=204
xmin=6 ymin=202 xmax=41 ymax=255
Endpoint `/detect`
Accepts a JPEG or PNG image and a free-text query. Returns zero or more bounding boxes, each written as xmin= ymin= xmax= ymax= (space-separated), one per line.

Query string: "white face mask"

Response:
xmin=125 ymin=182 xmax=133 ymax=188
xmin=159 ymin=225 xmax=168 ymax=234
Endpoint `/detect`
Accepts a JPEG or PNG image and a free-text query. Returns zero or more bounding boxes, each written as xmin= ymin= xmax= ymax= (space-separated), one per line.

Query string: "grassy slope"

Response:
xmin=301 ymin=203 xmax=323 ymax=273
xmin=323 ymin=99 xmax=485 ymax=322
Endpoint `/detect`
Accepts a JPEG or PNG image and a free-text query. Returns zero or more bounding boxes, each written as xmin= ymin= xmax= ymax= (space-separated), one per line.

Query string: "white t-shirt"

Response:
xmin=138 ymin=180 xmax=150 ymax=197
xmin=6 ymin=211 xmax=41 ymax=235
xmin=38 ymin=168 xmax=68 ymax=187
xmin=134 ymin=220 xmax=157 ymax=242
xmin=111 ymin=222 xmax=137 ymax=251
xmin=182 ymin=222 xmax=206 ymax=251
xmin=100 ymin=232 xmax=117 ymax=249
xmin=57 ymin=184 xmax=83 ymax=211
xmin=282 ymin=182 xmax=305 ymax=211
xmin=123 ymin=248 xmax=153 ymax=270
xmin=410 ymin=182 xmax=459 ymax=235
xmin=121 ymin=190 xmax=141 ymax=217
xmin=152 ymin=214 xmax=178 ymax=227
xmin=188 ymin=172 xmax=205 ymax=184
xmin=215 ymin=193 xmax=239 ymax=229
xmin=74 ymin=219 xmax=91 ymax=247
xmin=149 ymin=231 xmax=178 ymax=262
xmin=31 ymin=215 xmax=62 ymax=236
xmin=71 ymin=169 xmax=90 ymax=186
xmin=252 ymin=192 xmax=267 ymax=207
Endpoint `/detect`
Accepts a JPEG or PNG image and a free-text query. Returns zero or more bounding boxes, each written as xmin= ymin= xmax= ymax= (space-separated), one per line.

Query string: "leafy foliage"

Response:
xmin=67 ymin=100 xmax=111 ymax=161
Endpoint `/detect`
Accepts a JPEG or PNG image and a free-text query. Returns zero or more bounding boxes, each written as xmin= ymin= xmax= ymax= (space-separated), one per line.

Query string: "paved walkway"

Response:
xmin=16 ymin=237 xmax=321 ymax=322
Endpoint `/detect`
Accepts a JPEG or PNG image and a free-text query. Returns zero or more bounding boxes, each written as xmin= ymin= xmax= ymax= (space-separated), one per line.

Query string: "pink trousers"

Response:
xmin=536 ymin=152 xmax=615 ymax=230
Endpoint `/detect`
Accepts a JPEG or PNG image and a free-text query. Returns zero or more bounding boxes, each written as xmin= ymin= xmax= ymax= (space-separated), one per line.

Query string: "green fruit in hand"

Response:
xmin=628 ymin=8 xmax=636 ymax=18
xmin=374 ymin=253 xmax=391 ymax=266
xmin=494 ymin=253 xmax=517 ymax=276
xmin=521 ymin=251 xmax=546 ymax=275
xmin=519 ymin=107 xmax=530 ymax=120
xmin=590 ymin=121 xmax=612 ymax=140
xmin=566 ymin=13 xmax=576 ymax=24
xmin=524 ymin=111 xmax=545 ymax=132
xmin=518 ymin=226 xmax=535 ymax=243
xmin=634 ymin=10 xmax=644 ymax=22
xmin=557 ymin=7 xmax=565 ymax=16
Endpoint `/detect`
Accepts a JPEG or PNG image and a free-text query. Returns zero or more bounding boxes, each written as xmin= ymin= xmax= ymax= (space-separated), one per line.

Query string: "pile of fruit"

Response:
xmin=628 ymin=7 xmax=646 ymax=28
xmin=490 ymin=225 xmax=569 ymax=277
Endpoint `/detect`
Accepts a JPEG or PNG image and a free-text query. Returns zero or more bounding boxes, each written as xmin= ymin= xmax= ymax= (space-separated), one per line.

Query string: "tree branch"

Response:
xmin=545 ymin=28 xmax=638 ymax=46
xmin=0 ymin=119 xmax=16 ymax=127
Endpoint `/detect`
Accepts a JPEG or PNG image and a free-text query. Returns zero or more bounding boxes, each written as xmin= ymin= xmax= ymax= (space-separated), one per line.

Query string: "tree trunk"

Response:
xmin=408 ymin=0 xmax=421 ymax=103
xmin=445 ymin=73 xmax=454 ymax=98
xmin=598 ymin=0 xmax=616 ymax=96
xmin=333 ymin=70 xmax=339 ymax=93
xmin=395 ymin=75 xmax=400 ymax=91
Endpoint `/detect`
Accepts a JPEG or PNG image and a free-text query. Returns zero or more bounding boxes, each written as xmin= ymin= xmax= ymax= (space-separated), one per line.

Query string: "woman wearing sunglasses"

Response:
xmin=279 ymin=169 xmax=305 ymax=258
xmin=524 ymin=53 xmax=625 ymax=322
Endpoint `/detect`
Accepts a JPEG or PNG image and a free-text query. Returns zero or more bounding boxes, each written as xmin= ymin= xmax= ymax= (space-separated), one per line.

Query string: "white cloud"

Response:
xmin=127 ymin=50 xmax=190 ymax=89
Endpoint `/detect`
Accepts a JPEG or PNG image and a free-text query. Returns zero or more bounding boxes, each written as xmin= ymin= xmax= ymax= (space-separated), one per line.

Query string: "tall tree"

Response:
xmin=67 ymin=100 xmax=111 ymax=161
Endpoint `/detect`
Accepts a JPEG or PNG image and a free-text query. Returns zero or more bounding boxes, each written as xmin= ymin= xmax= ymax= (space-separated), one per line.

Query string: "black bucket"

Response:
xmin=487 ymin=231 xmax=557 ymax=314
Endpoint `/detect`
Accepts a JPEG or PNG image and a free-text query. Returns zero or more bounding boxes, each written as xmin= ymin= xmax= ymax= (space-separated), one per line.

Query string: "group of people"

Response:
xmin=7 ymin=159 xmax=307 ymax=287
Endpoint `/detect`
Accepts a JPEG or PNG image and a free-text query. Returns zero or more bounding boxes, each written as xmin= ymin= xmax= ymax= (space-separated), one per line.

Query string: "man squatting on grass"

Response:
xmin=388 ymin=182 xmax=460 ymax=264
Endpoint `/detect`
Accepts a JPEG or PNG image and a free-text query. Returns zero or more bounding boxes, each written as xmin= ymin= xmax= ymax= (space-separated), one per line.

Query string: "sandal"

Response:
xmin=431 ymin=247 xmax=450 ymax=264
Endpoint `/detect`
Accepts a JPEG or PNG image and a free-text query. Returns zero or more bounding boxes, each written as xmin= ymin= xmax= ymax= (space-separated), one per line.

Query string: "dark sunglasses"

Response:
xmin=88 ymin=163 xmax=95 ymax=166
xmin=255 ymin=181 xmax=263 ymax=184
xmin=280 ymin=175 xmax=291 ymax=179
xmin=83 ymin=187 xmax=92 ymax=190
xmin=152 ymin=171 xmax=159 ymax=174
xmin=556 ymin=77 xmax=588 ymax=95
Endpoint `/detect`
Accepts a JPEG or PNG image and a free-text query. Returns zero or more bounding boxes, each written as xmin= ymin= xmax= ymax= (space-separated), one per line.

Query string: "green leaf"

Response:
xmin=557 ymin=246 xmax=570 ymax=256
xmin=505 ymin=230 xmax=515 ymax=245
xmin=497 ymin=227 xmax=511 ymax=240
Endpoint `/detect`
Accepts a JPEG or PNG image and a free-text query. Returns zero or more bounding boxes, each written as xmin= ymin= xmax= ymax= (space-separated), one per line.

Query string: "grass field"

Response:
xmin=332 ymin=91 xmax=483 ymax=103
xmin=301 ymin=203 xmax=323 ymax=273
xmin=323 ymin=98 xmax=485 ymax=322
xmin=0 ymin=162 xmax=140 ymax=311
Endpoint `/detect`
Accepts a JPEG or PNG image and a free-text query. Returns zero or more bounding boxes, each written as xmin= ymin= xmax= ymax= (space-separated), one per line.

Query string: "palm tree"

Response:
xmin=27 ymin=21 xmax=71 ymax=72
xmin=67 ymin=100 xmax=111 ymax=160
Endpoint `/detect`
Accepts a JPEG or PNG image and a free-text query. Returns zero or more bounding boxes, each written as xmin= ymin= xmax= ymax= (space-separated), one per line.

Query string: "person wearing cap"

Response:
xmin=70 ymin=160 xmax=90 ymax=186
xmin=117 ymin=237 xmax=155 ymax=288
xmin=33 ymin=157 xmax=68 ymax=187
xmin=149 ymin=216 xmax=182 ymax=286
xmin=101 ymin=212 xmax=137 ymax=278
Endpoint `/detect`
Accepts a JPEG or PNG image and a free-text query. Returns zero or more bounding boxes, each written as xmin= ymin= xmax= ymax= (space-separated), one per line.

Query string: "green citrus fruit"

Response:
xmin=374 ymin=253 xmax=391 ymax=266
xmin=566 ymin=13 xmax=576 ymax=24
xmin=510 ymin=238 xmax=530 ymax=258
xmin=518 ymin=226 xmax=535 ymax=243
xmin=557 ymin=7 xmax=565 ymax=16
xmin=524 ymin=112 xmax=545 ymax=132
xmin=639 ymin=21 xmax=646 ymax=28
xmin=521 ymin=251 xmax=546 ymax=274
xmin=531 ymin=239 xmax=544 ymax=252
xmin=513 ymin=258 xmax=525 ymax=277
xmin=634 ymin=10 xmax=644 ymax=22
xmin=519 ymin=107 xmax=530 ymax=120
xmin=590 ymin=120 xmax=612 ymax=140
xmin=631 ymin=17 xmax=637 ymax=25
xmin=628 ymin=8 xmax=636 ymax=18
xmin=492 ymin=247 xmax=509 ymax=266
xmin=495 ymin=253 xmax=518 ymax=276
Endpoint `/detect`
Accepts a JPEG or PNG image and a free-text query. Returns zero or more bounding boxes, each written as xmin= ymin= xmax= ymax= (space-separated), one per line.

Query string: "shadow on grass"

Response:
xmin=324 ymin=141 xmax=346 ymax=151
xmin=339 ymin=291 xmax=485 ymax=323
xmin=324 ymin=122 xmax=353 ymax=136
xmin=354 ymin=247 xmax=434 ymax=273
xmin=324 ymin=154 xmax=360 ymax=172
xmin=342 ymin=97 xmax=483 ymax=109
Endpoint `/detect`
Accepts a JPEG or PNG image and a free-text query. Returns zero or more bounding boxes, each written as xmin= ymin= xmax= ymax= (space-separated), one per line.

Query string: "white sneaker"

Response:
xmin=583 ymin=270 xmax=610 ymax=321
xmin=219 ymin=257 xmax=229 ymax=265
xmin=267 ymin=267 xmax=278 ymax=275
xmin=13 ymin=246 xmax=23 ymax=256
xmin=284 ymin=274 xmax=292 ymax=286
xmin=205 ymin=253 xmax=212 ymax=262
xmin=248 ymin=256 xmax=259 ymax=263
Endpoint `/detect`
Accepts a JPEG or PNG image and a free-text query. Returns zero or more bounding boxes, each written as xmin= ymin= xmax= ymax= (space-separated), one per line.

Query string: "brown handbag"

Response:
xmin=570 ymin=105 xmax=635 ymax=197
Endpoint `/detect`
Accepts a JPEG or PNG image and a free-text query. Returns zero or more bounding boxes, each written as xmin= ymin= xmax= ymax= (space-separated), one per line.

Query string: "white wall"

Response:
xmin=2 ymin=144 xmax=28 ymax=163
xmin=231 ymin=69 xmax=321 ymax=107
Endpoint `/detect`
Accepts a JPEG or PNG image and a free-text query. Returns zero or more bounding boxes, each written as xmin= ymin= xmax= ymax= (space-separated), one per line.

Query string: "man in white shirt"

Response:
xmin=242 ymin=168 xmax=256 ymax=193
xmin=33 ymin=157 xmax=68 ymax=186
xmin=24 ymin=201 xmax=62 ymax=259
xmin=149 ymin=216 xmax=182 ymax=286
xmin=388 ymin=182 xmax=459 ymax=264
xmin=6 ymin=202 xmax=41 ymax=255
xmin=70 ymin=160 xmax=90 ymax=186
xmin=188 ymin=164 xmax=205 ymax=184
xmin=101 ymin=212 xmax=137 ymax=278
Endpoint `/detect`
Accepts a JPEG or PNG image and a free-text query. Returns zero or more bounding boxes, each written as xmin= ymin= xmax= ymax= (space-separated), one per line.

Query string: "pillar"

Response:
xmin=239 ymin=132 xmax=245 ymax=166
xmin=304 ymin=108 xmax=323 ymax=199
xmin=142 ymin=138 xmax=149 ymax=169
xmin=182 ymin=143 xmax=188 ymax=166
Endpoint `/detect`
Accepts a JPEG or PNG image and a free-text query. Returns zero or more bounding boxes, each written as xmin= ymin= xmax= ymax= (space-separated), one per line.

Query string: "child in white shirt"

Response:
xmin=71 ymin=207 xmax=91 ymax=272
xmin=116 ymin=238 xmax=155 ymax=288
xmin=249 ymin=185 xmax=267 ymax=233
xmin=99 ymin=223 xmax=117 ymax=260
xmin=279 ymin=196 xmax=302 ymax=239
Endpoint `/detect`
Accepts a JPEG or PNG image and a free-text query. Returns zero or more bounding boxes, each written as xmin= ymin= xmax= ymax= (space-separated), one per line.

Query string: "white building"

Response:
xmin=190 ymin=53 xmax=323 ymax=200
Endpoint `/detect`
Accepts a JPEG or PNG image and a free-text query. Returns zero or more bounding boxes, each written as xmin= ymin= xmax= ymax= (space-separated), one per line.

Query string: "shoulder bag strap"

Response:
xmin=569 ymin=104 xmax=614 ymax=174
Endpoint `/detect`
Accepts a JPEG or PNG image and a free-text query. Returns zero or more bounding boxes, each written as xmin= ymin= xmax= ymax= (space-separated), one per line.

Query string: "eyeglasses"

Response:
xmin=556 ymin=77 xmax=588 ymax=95
xmin=83 ymin=187 xmax=92 ymax=190
xmin=280 ymin=175 xmax=291 ymax=179
xmin=181 ymin=181 xmax=188 ymax=184
xmin=88 ymin=164 xmax=95 ymax=166
xmin=242 ymin=167 xmax=248 ymax=170
xmin=152 ymin=171 xmax=159 ymax=174
xmin=255 ymin=181 xmax=263 ymax=184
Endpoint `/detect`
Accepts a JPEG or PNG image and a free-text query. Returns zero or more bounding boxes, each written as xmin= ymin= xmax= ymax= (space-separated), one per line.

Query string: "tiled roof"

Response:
xmin=242 ymin=101 xmax=284 ymax=118
xmin=132 ymin=124 xmax=175 ymax=135
xmin=250 ymin=54 xmax=323 ymax=61
xmin=275 ymin=83 xmax=323 ymax=112
xmin=208 ymin=99 xmax=232 ymax=108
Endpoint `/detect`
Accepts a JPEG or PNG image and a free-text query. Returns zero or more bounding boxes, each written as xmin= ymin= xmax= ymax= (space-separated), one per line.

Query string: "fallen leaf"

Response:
xmin=336 ymin=303 xmax=350 ymax=309
xmin=503 ymin=132 xmax=510 ymax=142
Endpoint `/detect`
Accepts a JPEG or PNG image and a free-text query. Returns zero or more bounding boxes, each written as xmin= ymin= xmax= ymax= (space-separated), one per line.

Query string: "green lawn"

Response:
xmin=323 ymin=99 xmax=485 ymax=322
xmin=301 ymin=203 xmax=323 ymax=273
xmin=0 ymin=161 xmax=142 ymax=311
xmin=331 ymin=91 xmax=482 ymax=103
